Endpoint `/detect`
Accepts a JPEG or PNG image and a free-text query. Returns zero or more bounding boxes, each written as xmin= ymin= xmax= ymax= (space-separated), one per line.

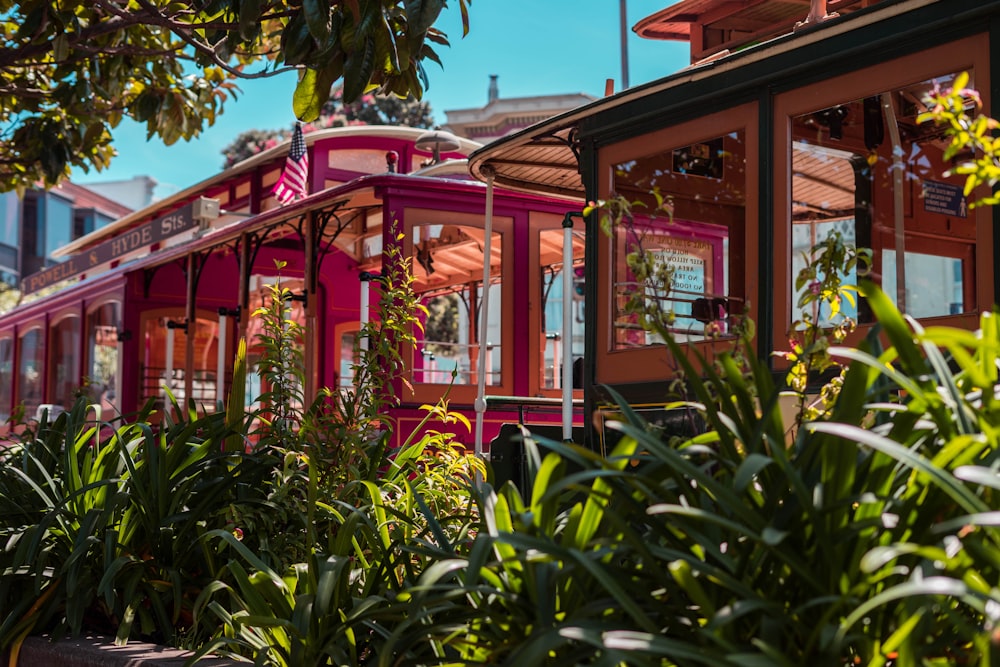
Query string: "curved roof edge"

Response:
xmin=468 ymin=0 xmax=937 ymax=199
xmin=55 ymin=126 xmax=482 ymax=258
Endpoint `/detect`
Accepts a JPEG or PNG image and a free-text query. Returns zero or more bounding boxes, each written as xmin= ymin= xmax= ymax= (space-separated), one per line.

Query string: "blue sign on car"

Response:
xmin=922 ymin=179 xmax=968 ymax=218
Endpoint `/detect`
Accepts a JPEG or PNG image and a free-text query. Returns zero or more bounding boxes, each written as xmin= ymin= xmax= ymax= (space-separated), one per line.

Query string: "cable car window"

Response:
xmin=244 ymin=274 xmax=306 ymax=411
xmin=86 ymin=302 xmax=120 ymax=414
xmin=142 ymin=311 xmax=226 ymax=412
xmin=538 ymin=228 xmax=585 ymax=390
xmin=611 ymin=130 xmax=745 ymax=349
xmin=411 ymin=224 xmax=502 ymax=387
xmin=49 ymin=315 xmax=80 ymax=411
xmin=0 ymin=336 xmax=12 ymax=423
xmin=17 ymin=327 xmax=43 ymax=420
xmin=790 ymin=71 xmax=974 ymax=323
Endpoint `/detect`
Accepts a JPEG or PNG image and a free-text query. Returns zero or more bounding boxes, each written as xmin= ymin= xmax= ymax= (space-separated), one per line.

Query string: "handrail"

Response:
xmin=483 ymin=394 xmax=584 ymax=428
xmin=484 ymin=395 xmax=584 ymax=409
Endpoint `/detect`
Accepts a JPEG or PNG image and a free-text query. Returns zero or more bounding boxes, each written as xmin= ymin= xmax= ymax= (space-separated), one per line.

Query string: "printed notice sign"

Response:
xmin=653 ymin=239 xmax=710 ymax=296
xmin=645 ymin=228 xmax=725 ymax=332
xmin=922 ymin=179 xmax=968 ymax=218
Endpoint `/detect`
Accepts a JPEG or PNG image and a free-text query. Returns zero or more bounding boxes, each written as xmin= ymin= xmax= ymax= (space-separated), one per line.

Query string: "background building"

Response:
xmin=0 ymin=181 xmax=135 ymax=290
xmin=443 ymin=75 xmax=595 ymax=144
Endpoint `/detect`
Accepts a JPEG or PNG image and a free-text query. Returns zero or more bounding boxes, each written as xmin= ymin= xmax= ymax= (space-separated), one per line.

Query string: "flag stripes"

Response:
xmin=273 ymin=122 xmax=309 ymax=205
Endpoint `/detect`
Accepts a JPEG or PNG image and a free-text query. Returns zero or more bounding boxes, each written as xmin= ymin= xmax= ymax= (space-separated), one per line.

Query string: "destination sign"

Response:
xmin=21 ymin=200 xmax=198 ymax=295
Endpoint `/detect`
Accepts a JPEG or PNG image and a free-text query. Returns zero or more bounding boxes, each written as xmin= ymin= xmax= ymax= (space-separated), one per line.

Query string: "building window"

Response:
xmin=0 ymin=192 xmax=19 ymax=248
xmin=44 ymin=193 xmax=73 ymax=260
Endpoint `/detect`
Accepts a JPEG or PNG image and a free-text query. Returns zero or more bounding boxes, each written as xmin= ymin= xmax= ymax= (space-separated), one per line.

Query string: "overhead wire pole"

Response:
xmin=620 ymin=0 xmax=630 ymax=90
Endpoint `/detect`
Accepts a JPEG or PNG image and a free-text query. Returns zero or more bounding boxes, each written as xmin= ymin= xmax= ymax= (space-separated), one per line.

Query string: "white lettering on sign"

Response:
xmin=922 ymin=179 xmax=968 ymax=218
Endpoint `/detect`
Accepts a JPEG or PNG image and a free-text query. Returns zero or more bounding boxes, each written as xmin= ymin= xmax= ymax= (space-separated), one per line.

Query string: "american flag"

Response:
xmin=273 ymin=122 xmax=309 ymax=205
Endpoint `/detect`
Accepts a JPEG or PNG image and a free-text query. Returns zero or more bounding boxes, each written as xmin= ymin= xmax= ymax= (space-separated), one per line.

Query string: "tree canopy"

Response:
xmin=0 ymin=0 xmax=470 ymax=193
xmin=220 ymin=86 xmax=434 ymax=168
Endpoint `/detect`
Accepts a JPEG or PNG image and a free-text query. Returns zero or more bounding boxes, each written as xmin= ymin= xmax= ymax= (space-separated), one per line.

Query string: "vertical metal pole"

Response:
xmin=303 ymin=211 xmax=317 ymax=404
xmin=561 ymin=216 xmax=575 ymax=441
xmin=619 ymin=0 xmax=630 ymax=90
xmin=217 ymin=314 xmax=227 ymax=406
xmin=881 ymin=92 xmax=906 ymax=313
xmin=237 ymin=233 xmax=251 ymax=343
xmin=115 ymin=307 xmax=123 ymax=415
xmin=165 ymin=325 xmax=175 ymax=396
xmin=474 ymin=167 xmax=495 ymax=457
xmin=359 ymin=272 xmax=375 ymax=353
xmin=184 ymin=253 xmax=197 ymax=407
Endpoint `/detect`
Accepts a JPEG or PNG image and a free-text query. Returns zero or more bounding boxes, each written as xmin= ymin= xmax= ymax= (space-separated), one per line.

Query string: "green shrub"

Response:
xmin=0 ymin=397 xmax=274 ymax=654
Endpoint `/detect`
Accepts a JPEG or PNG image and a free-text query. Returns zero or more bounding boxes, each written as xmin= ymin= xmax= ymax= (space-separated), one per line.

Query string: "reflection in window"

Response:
xmin=0 ymin=338 xmax=11 ymax=422
xmin=791 ymin=218 xmax=858 ymax=327
xmin=883 ymin=250 xmax=964 ymax=318
xmin=612 ymin=130 xmax=744 ymax=349
xmin=539 ymin=229 xmax=586 ymax=389
xmin=0 ymin=192 xmax=19 ymax=247
xmin=338 ymin=331 xmax=358 ymax=389
xmin=17 ymin=328 xmax=43 ymax=419
xmin=142 ymin=314 xmax=222 ymax=410
xmin=87 ymin=303 xmax=120 ymax=410
xmin=790 ymin=71 xmax=972 ymax=321
xmin=245 ymin=275 xmax=306 ymax=411
xmin=44 ymin=194 xmax=73 ymax=260
xmin=412 ymin=224 xmax=502 ymax=386
xmin=49 ymin=316 xmax=81 ymax=409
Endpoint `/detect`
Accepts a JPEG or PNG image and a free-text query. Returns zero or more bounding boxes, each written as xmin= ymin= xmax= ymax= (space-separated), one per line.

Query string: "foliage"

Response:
xmin=221 ymin=86 xmax=435 ymax=169
xmin=0 ymin=0 xmax=470 ymax=192
xmin=11 ymin=74 xmax=1000 ymax=667
xmin=919 ymin=71 xmax=1000 ymax=208
xmin=0 ymin=395 xmax=274 ymax=655
xmin=781 ymin=230 xmax=870 ymax=424
xmin=221 ymin=127 xmax=294 ymax=171
xmin=188 ymin=233 xmax=486 ymax=665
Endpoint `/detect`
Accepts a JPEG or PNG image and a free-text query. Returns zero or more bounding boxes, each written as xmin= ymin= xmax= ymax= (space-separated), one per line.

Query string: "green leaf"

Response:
xmin=343 ymin=35 xmax=375 ymax=102
xmin=733 ymin=453 xmax=773 ymax=493
xmin=239 ymin=0 xmax=262 ymax=40
xmin=302 ymin=0 xmax=332 ymax=43
xmin=281 ymin=12 xmax=314 ymax=67
xmin=404 ymin=0 xmax=445 ymax=37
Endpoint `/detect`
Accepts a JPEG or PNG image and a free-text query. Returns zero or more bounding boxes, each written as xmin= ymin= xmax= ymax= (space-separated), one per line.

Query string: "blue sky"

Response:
xmin=73 ymin=2 xmax=690 ymax=199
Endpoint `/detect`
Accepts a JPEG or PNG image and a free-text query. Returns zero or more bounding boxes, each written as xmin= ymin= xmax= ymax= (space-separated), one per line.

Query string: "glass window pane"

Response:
xmin=539 ymin=228 xmax=585 ymax=389
xmin=611 ymin=130 xmax=744 ymax=349
xmin=244 ymin=275 xmax=306 ymax=411
xmin=789 ymin=71 xmax=973 ymax=321
xmin=0 ymin=192 xmax=19 ymax=247
xmin=412 ymin=224 xmax=502 ymax=386
xmin=0 ymin=337 xmax=12 ymax=423
xmin=49 ymin=316 xmax=81 ymax=409
xmin=882 ymin=250 xmax=964 ymax=318
xmin=44 ymin=194 xmax=73 ymax=260
xmin=338 ymin=331 xmax=358 ymax=389
xmin=87 ymin=303 xmax=120 ymax=411
xmin=143 ymin=314 xmax=225 ymax=411
xmin=17 ymin=328 xmax=43 ymax=420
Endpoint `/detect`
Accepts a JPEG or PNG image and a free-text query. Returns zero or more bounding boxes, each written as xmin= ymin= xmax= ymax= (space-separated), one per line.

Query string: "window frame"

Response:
xmin=772 ymin=33 xmax=992 ymax=356
xmin=595 ymin=101 xmax=759 ymax=387
xmin=402 ymin=208 xmax=515 ymax=405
